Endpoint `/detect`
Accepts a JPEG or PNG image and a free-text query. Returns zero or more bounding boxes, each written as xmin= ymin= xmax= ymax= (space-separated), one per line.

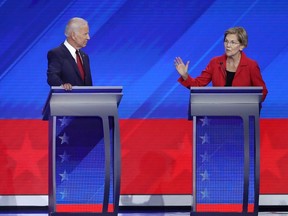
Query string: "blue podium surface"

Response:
xmin=189 ymin=87 xmax=262 ymax=216
xmin=42 ymin=86 xmax=123 ymax=216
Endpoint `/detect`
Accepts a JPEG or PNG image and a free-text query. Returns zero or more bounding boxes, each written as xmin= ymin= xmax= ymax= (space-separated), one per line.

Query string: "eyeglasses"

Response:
xmin=224 ymin=40 xmax=240 ymax=46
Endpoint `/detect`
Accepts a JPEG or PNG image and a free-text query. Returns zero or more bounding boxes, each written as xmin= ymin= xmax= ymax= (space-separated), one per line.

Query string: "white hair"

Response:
xmin=64 ymin=17 xmax=88 ymax=37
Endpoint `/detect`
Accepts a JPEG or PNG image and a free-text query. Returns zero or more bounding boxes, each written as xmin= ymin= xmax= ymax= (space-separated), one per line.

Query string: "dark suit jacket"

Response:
xmin=47 ymin=43 xmax=93 ymax=86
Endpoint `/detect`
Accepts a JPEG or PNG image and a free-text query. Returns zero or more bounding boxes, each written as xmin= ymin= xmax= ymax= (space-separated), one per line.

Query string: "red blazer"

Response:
xmin=178 ymin=52 xmax=268 ymax=102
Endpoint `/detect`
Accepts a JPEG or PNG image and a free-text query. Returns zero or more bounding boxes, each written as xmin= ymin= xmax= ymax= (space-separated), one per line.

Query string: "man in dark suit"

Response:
xmin=47 ymin=17 xmax=93 ymax=90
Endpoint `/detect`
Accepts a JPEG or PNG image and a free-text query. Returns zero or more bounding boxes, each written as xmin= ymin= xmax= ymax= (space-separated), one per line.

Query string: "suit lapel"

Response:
xmin=61 ymin=44 xmax=84 ymax=80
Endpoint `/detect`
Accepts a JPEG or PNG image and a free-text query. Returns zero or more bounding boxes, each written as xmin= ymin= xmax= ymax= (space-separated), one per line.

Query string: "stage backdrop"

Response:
xmin=0 ymin=0 xmax=287 ymax=207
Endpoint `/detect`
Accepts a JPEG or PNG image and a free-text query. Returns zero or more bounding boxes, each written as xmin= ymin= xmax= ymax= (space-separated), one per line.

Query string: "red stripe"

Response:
xmin=0 ymin=119 xmax=288 ymax=195
xmin=56 ymin=204 xmax=114 ymax=212
xmin=196 ymin=204 xmax=254 ymax=212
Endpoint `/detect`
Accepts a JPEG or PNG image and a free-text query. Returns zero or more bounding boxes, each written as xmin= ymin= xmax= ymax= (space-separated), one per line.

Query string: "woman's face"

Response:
xmin=224 ymin=34 xmax=245 ymax=57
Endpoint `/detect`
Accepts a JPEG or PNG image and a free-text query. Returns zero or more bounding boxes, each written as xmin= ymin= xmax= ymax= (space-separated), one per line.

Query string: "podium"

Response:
xmin=189 ymin=87 xmax=262 ymax=216
xmin=42 ymin=86 xmax=123 ymax=216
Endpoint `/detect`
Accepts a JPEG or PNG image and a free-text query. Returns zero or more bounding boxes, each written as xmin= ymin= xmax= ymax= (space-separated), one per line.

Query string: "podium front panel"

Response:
xmin=43 ymin=87 xmax=122 ymax=216
xmin=193 ymin=116 xmax=256 ymax=213
xmin=189 ymin=87 xmax=261 ymax=216
xmin=49 ymin=115 xmax=119 ymax=215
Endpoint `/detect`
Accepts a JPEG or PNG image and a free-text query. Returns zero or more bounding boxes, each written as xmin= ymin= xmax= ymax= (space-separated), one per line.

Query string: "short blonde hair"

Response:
xmin=224 ymin=27 xmax=248 ymax=48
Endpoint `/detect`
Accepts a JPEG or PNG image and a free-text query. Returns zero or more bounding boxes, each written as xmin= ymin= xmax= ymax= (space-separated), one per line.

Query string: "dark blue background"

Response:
xmin=0 ymin=0 xmax=287 ymax=119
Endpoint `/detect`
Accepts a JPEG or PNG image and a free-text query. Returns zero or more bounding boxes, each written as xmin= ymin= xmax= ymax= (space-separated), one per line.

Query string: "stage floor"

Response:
xmin=1 ymin=212 xmax=288 ymax=216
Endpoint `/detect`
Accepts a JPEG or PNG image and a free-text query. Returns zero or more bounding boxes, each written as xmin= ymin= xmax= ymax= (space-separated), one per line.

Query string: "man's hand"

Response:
xmin=61 ymin=83 xmax=72 ymax=91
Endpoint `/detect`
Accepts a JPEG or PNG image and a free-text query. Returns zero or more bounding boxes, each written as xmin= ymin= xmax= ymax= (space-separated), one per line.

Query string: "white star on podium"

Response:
xmin=201 ymin=188 xmax=209 ymax=199
xmin=200 ymin=133 xmax=209 ymax=144
xmin=60 ymin=189 xmax=68 ymax=199
xmin=59 ymin=132 xmax=69 ymax=144
xmin=59 ymin=170 xmax=69 ymax=182
xmin=59 ymin=151 xmax=71 ymax=163
xmin=58 ymin=117 xmax=71 ymax=127
xmin=200 ymin=116 xmax=210 ymax=126
xmin=200 ymin=170 xmax=209 ymax=181
xmin=200 ymin=151 xmax=209 ymax=163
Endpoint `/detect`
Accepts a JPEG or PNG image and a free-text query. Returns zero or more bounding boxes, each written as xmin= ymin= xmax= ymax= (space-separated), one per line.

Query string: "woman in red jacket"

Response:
xmin=174 ymin=27 xmax=268 ymax=102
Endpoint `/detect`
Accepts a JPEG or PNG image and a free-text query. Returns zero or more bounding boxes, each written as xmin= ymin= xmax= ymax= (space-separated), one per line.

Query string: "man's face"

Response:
xmin=73 ymin=24 xmax=90 ymax=49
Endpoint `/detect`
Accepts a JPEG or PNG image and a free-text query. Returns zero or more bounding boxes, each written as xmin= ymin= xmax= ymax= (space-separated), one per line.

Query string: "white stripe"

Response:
xmin=119 ymin=195 xmax=288 ymax=206
xmin=1 ymin=195 xmax=288 ymax=206
xmin=0 ymin=195 xmax=48 ymax=206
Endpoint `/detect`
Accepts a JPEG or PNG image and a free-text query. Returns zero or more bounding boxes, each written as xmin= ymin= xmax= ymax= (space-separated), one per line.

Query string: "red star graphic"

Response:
xmin=164 ymin=132 xmax=193 ymax=181
xmin=260 ymin=132 xmax=287 ymax=178
xmin=7 ymin=133 xmax=47 ymax=180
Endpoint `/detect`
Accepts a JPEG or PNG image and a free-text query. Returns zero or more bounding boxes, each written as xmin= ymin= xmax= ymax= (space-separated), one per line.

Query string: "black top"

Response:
xmin=225 ymin=70 xmax=236 ymax=86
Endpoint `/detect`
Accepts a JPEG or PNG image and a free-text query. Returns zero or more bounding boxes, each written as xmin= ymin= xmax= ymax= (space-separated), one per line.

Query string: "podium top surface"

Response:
xmin=189 ymin=86 xmax=262 ymax=103
xmin=190 ymin=86 xmax=262 ymax=94
xmin=49 ymin=86 xmax=123 ymax=93
xmin=189 ymin=87 xmax=263 ymax=117
xmin=42 ymin=86 xmax=123 ymax=120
